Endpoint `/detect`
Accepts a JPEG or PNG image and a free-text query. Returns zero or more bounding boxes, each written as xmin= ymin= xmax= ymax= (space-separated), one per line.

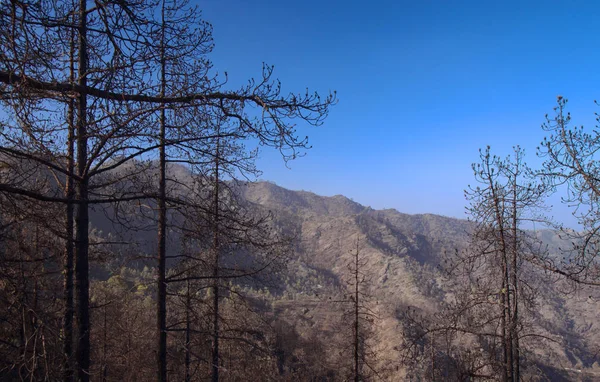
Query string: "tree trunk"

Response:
xmin=156 ymin=81 xmax=168 ymax=382
xmin=185 ymin=278 xmax=191 ymax=382
xmin=102 ymin=302 xmax=108 ymax=382
xmin=63 ymin=23 xmax=76 ymax=382
xmin=488 ymin=173 xmax=513 ymax=381
xmin=511 ymin=164 xmax=520 ymax=381
xmin=500 ymin=278 xmax=508 ymax=382
xmin=156 ymin=4 xmax=168 ymax=379
xmin=354 ymin=237 xmax=360 ymax=382
xmin=503 ymin=254 xmax=514 ymax=381
xmin=211 ymin=140 xmax=220 ymax=382
xmin=74 ymin=0 xmax=90 ymax=380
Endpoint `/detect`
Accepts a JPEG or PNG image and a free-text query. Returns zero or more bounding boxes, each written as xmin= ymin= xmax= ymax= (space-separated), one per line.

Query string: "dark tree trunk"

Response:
xmin=156 ymin=77 xmax=168 ymax=382
xmin=63 ymin=23 xmax=76 ymax=382
xmin=354 ymin=238 xmax=360 ymax=382
xmin=511 ymin=168 xmax=520 ymax=382
xmin=185 ymin=278 xmax=191 ymax=382
xmin=102 ymin=303 xmax=108 ymax=382
xmin=74 ymin=0 xmax=90 ymax=380
xmin=489 ymin=182 xmax=513 ymax=382
xmin=211 ymin=142 xmax=220 ymax=382
xmin=156 ymin=4 xmax=168 ymax=379
xmin=500 ymin=279 xmax=508 ymax=382
xmin=503 ymin=256 xmax=514 ymax=381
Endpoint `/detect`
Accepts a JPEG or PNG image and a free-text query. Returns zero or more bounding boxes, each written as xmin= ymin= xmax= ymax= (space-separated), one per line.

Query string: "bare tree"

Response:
xmin=537 ymin=96 xmax=600 ymax=286
xmin=464 ymin=146 xmax=546 ymax=381
xmin=336 ymin=235 xmax=379 ymax=381
xmin=400 ymin=146 xmax=547 ymax=381
xmin=0 ymin=1 xmax=335 ymax=380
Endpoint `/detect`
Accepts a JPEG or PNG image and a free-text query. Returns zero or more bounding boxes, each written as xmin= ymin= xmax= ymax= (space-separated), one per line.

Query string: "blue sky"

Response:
xmin=198 ymin=0 xmax=600 ymax=225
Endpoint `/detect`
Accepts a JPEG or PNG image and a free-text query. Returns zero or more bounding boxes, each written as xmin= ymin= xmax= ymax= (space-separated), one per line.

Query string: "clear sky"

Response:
xmin=198 ymin=0 xmax=600 ymax=225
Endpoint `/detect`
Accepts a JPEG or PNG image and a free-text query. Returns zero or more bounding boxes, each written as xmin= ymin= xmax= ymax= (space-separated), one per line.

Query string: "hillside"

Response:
xmin=9 ymin=169 xmax=595 ymax=380
xmin=235 ymin=181 xmax=600 ymax=380
xmin=75 ymin=177 xmax=600 ymax=379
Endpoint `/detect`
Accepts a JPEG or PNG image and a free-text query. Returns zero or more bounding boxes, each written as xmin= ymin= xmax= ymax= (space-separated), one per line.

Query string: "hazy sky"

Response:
xmin=199 ymin=0 xmax=599 ymax=225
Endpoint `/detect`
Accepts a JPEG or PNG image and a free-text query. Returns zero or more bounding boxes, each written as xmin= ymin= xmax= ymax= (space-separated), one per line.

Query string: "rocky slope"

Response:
xmin=237 ymin=181 xmax=600 ymax=380
xmin=83 ymin=175 xmax=600 ymax=380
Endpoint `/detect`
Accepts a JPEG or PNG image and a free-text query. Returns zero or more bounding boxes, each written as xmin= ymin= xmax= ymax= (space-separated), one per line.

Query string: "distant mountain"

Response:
xmin=235 ymin=181 xmax=600 ymax=380
xmin=84 ymin=175 xmax=600 ymax=380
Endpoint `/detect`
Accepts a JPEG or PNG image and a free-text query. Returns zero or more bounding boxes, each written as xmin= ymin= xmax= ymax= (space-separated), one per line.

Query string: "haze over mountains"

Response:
xmin=247 ymin=181 xmax=599 ymax=380
xmin=88 ymin=177 xmax=600 ymax=380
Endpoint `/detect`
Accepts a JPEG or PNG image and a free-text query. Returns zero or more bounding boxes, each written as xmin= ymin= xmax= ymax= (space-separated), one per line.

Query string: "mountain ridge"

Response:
xmin=235 ymin=180 xmax=600 ymax=380
xmin=79 ymin=173 xmax=600 ymax=380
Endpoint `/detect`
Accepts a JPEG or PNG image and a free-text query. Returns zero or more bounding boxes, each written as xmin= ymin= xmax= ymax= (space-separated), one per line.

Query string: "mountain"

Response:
xmin=235 ymin=181 xmax=600 ymax=380
xmin=79 ymin=172 xmax=600 ymax=380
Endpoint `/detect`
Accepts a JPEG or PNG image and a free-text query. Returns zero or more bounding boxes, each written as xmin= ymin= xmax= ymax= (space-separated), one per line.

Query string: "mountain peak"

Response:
xmin=241 ymin=181 xmax=365 ymax=217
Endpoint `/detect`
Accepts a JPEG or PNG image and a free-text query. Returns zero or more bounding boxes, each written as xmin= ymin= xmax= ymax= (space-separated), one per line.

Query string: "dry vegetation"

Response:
xmin=1 ymin=0 xmax=600 ymax=380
